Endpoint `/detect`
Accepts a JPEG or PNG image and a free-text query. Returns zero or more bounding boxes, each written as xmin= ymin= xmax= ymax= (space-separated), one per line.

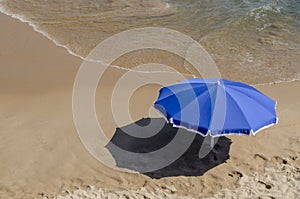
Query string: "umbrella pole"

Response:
xmin=210 ymin=136 xmax=214 ymax=148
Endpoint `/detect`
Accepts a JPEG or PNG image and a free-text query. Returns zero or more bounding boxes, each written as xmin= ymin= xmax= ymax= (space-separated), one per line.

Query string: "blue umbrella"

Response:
xmin=154 ymin=78 xmax=278 ymax=141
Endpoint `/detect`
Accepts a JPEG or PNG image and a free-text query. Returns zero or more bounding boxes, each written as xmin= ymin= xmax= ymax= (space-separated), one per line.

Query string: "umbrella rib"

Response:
xmin=155 ymin=83 xmax=213 ymax=104
xmin=224 ymin=90 xmax=252 ymax=129
xmin=171 ymin=87 xmax=213 ymax=118
xmin=157 ymin=78 xmax=222 ymax=103
xmin=225 ymin=81 xmax=261 ymax=92
xmin=226 ymin=86 xmax=275 ymax=116
xmin=226 ymin=87 xmax=276 ymax=132
xmin=226 ymin=84 xmax=275 ymax=110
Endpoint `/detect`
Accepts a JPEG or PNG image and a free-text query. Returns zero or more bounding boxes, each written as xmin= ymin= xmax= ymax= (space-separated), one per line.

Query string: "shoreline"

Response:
xmin=0 ymin=11 xmax=299 ymax=199
xmin=0 ymin=6 xmax=88 ymax=63
xmin=0 ymin=8 xmax=299 ymax=86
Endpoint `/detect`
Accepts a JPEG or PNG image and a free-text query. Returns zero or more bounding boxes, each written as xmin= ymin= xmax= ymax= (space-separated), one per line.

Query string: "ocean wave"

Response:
xmin=238 ymin=0 xmax=282 ymax=23
xmin=250 ymin=1 xmax=281 ymax=21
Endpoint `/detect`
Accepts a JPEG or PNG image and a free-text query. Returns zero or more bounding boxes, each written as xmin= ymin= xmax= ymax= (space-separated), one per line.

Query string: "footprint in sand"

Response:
xmin=258 ymin=180 xmax=273 ymax=190
xmin=228 ymin=171 xmax=243 ymax=182
xmin=271 ymin=156 xmax=288 ymax=165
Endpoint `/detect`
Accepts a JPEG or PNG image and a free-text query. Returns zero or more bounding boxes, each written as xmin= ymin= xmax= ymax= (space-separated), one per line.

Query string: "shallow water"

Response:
xmin=1 ymin=0 xmax=299 ymax=84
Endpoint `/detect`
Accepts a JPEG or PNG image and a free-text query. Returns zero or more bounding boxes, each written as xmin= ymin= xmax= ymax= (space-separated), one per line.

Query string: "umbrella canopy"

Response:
xmin=154 ymin=78 xmax=278 ymax=137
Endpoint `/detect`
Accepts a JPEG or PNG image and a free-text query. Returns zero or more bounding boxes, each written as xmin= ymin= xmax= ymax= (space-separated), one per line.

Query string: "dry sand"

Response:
xmin=0 ymin=12 xmax=299 ymax=198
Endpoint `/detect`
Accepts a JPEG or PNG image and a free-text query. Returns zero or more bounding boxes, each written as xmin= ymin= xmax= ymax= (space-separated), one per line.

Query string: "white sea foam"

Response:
xmin=249 ymin=2 xmax=281 ymax=22
xmin=0 ymin=3 xmax=86 ymax=60
xmin=253 ymin=76 xmax=300 ymax=86
xmin=0 ymin=5 xmax=197 ymax=78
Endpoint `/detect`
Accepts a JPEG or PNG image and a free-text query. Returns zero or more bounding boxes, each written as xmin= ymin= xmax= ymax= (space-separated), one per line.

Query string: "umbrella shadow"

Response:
xmin=106 ymin=118 xmax=231 ymax=179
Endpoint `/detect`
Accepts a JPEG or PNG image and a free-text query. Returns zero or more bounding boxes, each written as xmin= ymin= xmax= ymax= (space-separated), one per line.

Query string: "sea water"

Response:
xmin=1 ymin=0 xmax=299 ymax=84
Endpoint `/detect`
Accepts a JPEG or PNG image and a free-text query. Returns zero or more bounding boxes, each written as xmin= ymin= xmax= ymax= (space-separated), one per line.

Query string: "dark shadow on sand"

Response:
xmin=106 ymin=118 xmax=231 ymax=179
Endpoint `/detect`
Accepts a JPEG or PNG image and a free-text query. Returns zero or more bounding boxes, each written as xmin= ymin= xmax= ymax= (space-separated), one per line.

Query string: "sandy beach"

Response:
xmin=0 ymin=12 xmax=299 ymax=199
